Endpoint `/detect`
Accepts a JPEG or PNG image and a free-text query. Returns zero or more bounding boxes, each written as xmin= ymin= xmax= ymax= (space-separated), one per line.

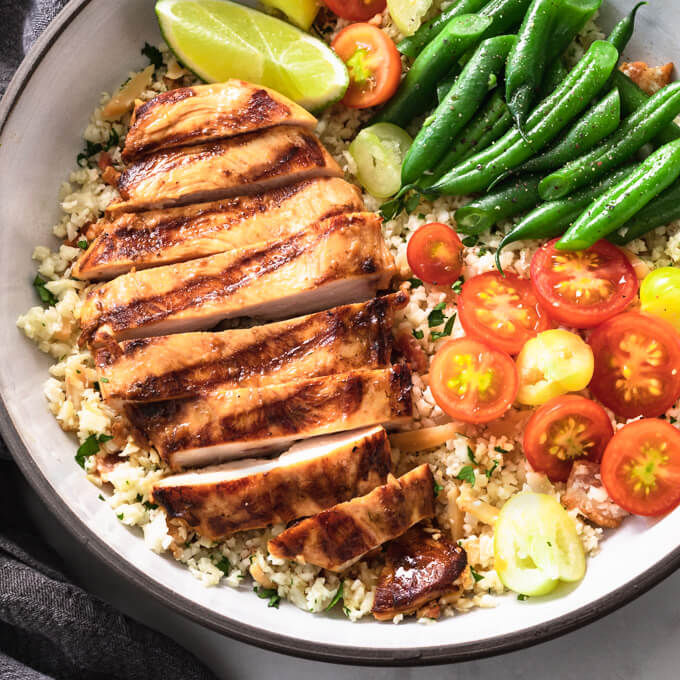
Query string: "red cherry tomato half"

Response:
xmin=406 ymin=222 xmax=464 ymax=286
xmin=601 ymin=419 xmax=680 ymax=516
xmin=530 ymin=239 xmax=639 ymax=328
xmin=588 ymin=311 xmax=680 ymax=419
xmin=458 ymin=271 xmax=551 ymax=355
xmin=331 ymin=23 xmax=401 ymax=109
xmin=429 ymin=337 xmax=518 ymax=424
xmin=324 ymin=0 xmax=387 ymax=21
xmin=523 ymin=395 xmax=614 ymax=482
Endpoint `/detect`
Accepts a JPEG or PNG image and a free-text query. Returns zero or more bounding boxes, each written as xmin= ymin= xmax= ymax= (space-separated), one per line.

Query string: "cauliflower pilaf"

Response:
xmin=16 ymin=8 xmax=680 ymax=622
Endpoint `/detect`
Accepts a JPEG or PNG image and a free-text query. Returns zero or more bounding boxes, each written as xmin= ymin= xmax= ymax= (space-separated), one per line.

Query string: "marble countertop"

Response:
xmin=17 ymin=465 xmax=680 ymax=680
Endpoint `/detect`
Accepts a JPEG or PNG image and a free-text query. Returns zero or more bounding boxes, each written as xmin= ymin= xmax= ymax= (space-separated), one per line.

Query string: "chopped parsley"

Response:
xmin=428 ymin=302 xmax=447 ymax=328
xmin=408 ymin=277 xmax=423 ymax=289
xmin=100 ymin=377 xmax=109 ymax=383
xmin=326 ymin=583 xmax=344 ymax=611
xmin=76 ymin=140 xmax=104 ymax=166
xmin=461 ymin=235 xmax=478 ymax=247
xmin=404 ymin=192 xmax=420 ymax=214
xmin=32 ymin=275 xmax=57 ymax=306
xmin=456 ymin=465 xmax=476 ymax=485
xmin=77 ymin=239 xmax=89 ymax=250
xmin=215 ymin=557 xmax=231 ymax=575
xmin=469 ymin=566 xmax=483 ymax=583
xmin=467 ymin=446 xmax=477 ymax=464
xmin=98 ymin=494 xmax=105 ymax=502
xmin=342 ymin=605 xmax=351 ymax=617
xmin=412 ymin=329 xmax=424 ymax=340
xmin=485 ymin=460 xmax=499 ymax=479
xmin=141 ymin=42 xmax=163 ymax=69
xmin=431 ymin=313 xmax=456 ymax=341
xmin=117 ymin=513 xmax=124 ymax=520
xmin=451 ymin=277 xmax=464 ymax=294
xmin=433 ymin=481 xmax=443 ymax=497
xmin=74 ymin=433 xmax=112 ymax=468
xmin=517 ymin=594 xmax=530 ymax=601
xmin=254 ymin=586 xmax=281 ymax=609
xmin=143 ymin=500 xmax=158 ymax=510
xmin=494 ymin=446 xmax=507 ymax=454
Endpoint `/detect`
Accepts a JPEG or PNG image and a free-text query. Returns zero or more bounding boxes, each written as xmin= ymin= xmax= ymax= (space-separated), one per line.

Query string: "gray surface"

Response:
xmin=20 ymin=473 xmax=680 ymax=679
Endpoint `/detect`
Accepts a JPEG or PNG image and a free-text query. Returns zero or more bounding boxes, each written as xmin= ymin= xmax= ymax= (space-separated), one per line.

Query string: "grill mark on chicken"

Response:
xmin=114 ymin=126 xmax=339 ymax=211
xmin=73 ymin=178 xmax=363 ymax=279
xmin=79 ymin=212 xmax=393 ymax=346
xmin=96 ymin=293 xmax=406 ymax=402
xmin=125 ymin=365 xmax=413 ymax=466
xmin=123 ymin=81 xmax=315 ymax=160
xmin=151 ymin=427 xmax=393 ymax=540
xmin=267 ymin=464 xmax=435 ymax=571
xmin=371 ymin=527 xmax=468 ymax=620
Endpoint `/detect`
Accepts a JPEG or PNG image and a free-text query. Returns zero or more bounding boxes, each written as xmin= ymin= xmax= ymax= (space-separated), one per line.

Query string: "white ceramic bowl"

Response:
xmin=1 ymin=0 xmax=679 ymax=665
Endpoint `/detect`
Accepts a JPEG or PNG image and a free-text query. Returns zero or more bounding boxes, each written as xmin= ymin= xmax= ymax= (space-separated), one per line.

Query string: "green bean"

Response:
xmin=545 ymin=0 xmax=602 ymax=62
xmin=557 ymin=139 xmax=680 ymax=250
xmin=401 ymin=34 xmax=516 ymax=185
xmin=505 ymin=0 xmax=561 ymax=131
xmin=614 ymin=70 xmax=680 ymax=145
xmin=421 ymin=90 xmax=512 ymax=187
xmin=512 ymin=88 xmax=621 ymax=175
xmin=495 ymin=165 xmax=633 ymax=270
xmin=478 ymin=0 xmax=534 ymax=35
xmin=428 ymin=40 xmax=619 ymax=196
xmin=437 ymin=65 xmax=462 ymax=103
xmin=537 ymin=59 xmax=569 ymax=99
xmin=609 ymin=179 xmax=680 ymax=244
xmin=606 ymin=1 xmax=646 ymax=53
xmin=539 ymin=81 xmax=680 ymax=201
xmin=455 ymin=174 xmax=543 ymax=234
xmin=396 ymin=0 xmax=490 ymax=58
xmin=372 ymin=14 xmax=492 ymax=128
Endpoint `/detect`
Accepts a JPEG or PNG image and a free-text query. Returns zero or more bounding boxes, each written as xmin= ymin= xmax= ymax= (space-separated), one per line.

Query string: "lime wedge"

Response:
xmin=259 ymin=0 xmax=319 ymax=30
xmin=155 ymin=0 xmax=349 ymax=111
xmin=387 ymin=0 xmax=433 ymax=36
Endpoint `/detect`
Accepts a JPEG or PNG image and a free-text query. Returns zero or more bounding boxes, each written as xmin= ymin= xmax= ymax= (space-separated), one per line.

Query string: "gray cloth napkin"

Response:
xmin=0 ymin=3 xmax=218 ymax=679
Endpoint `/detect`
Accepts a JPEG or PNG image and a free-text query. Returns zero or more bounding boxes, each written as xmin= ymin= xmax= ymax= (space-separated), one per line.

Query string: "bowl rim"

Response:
xmin=1 ymin=0 xmax=679 ymax=666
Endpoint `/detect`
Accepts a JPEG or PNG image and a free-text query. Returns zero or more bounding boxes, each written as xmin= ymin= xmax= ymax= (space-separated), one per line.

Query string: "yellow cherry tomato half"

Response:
xmin=516 ymin=329 xmax=594 ymax=406
xmin=640 ymin=266 xmax=680 ymax=334
xmin=494 ymin=492 xmax=586 ymax=597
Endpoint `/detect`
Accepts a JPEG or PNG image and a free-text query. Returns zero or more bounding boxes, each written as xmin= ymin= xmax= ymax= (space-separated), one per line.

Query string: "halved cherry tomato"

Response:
xmin=589 ymin=311 xmax=680 ymax=419
xmin=523 ymin=395 xmax=614 ymax=483
xmin=406 ymin=222 xmax=464 ymax=286
xmin=530 ymin=239 xmax=639 ymax=329
xmin=331 ymin=24 xmax=401 ymax=109
xmin=429 ymin=337 xmax=518 ymax=423
xmin=601 ymin=419 xmax=680 ymax=516
xmin=458 ymin=271 xmax=551 ymax=355
xmin=324 ymin=0 xmax=386 ymax=21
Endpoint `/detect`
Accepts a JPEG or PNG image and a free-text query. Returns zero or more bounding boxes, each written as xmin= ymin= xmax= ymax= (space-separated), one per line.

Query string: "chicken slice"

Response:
xmin=127 ymin=364 xmax=413 ymax=469
xmin=73 ymin=177 xmax=363 ymax=280
xmin=79 ymin=212 xmax=395 ymax=346
xmin=562 ymin=460 xmax=628 ymax=529
xmin=96 ymin=292 xmax=408 ymax=403
xmin=620 ymin=61 xmax=674 ymax=95
xmin=371 ymin=527 xmax=468 ymax=620
xmin=108 ymin=125 xmax=342 ymax=213
xmin=267 ymin=464 xmax=434 ymax=571
xmin=122 ymin=80 xmax=317 ymax=160
xmin=151 ymin=426 xmax=392 ymax=540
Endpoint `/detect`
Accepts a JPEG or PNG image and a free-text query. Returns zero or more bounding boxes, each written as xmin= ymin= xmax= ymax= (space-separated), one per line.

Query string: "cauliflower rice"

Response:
xmin=16 ymin=7 xmax=680 ymax=622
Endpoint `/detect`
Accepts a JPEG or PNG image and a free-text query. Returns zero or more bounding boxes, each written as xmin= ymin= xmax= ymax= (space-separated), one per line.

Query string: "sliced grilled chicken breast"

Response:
xmin=151 ymin=426 xmax=392 ymax=540
xmin=79 ymin=212 xmax=395 ymax=346
xmin=371 ymin=527 xmax=468 ymax=620
xmin=96 ymin=292 xmax=408 ymax=403
xmin=126 ymin=364 xmax=413 ymax=469
xmin=74 ymin=178 xmax=363 ymax=280
xmin=267 ymin=464 xmax=435 ymax=571
xmin=123 ymin=80 xmax=317 ymax=160
xmin=108 ymin=125 xmax=342 ymax=213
